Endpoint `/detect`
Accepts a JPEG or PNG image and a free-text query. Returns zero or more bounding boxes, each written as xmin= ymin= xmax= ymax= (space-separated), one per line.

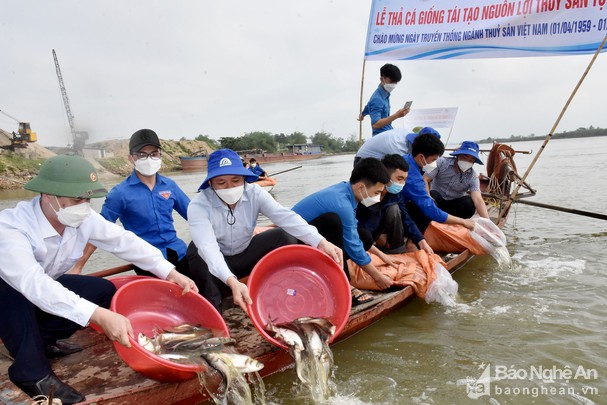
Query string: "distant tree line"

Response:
xmin=477 ymin=126 xmax=607 ymax=143
xmin=189 ymin=131 xmax=360 ymax=154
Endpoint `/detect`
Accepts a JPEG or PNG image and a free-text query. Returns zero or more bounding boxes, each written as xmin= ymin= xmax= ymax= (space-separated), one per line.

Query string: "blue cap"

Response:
xmin=406 ymin=127 xmax=441 ymax=147
xmin=419 ymin=127 xmax=441 ymax=138
xmin=199 ymin=149 xmax=259 ymax=190
xmin=450 ymin=141 xmax=483 ymax=165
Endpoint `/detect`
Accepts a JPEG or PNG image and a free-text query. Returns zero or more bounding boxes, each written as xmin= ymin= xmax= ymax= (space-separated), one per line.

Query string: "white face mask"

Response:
xmin=383 ymin=83 xmax=397 ymax=93
xmin=135 ymin=157 xmax=162 ymax=176
xmin=360 ymin=187 xmax=381 ymax=207
xmin=250 ymin=163 xmax=257 ymax=168
xmin=457 ymin=160 xmax=474 ymax=172
xmin=214 ymin=184 xmax=245 ymax=205
xmin=422 ymin=156 xmax=437 ymax=174
xmin=51 ymin=196 xmax=92 ymax=228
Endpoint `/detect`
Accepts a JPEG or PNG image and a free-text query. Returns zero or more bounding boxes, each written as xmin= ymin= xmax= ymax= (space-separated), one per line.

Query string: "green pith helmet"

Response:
xmin=24 ymin=155 xmax=108 ymax=198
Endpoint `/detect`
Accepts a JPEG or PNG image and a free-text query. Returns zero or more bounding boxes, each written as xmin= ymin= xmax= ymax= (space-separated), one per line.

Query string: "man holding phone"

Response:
xmin=358 ymin=63 xmax=411 ymax=136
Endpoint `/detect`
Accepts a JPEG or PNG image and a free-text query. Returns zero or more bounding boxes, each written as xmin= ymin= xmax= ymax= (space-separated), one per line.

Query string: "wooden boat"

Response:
xmin=179 ymin=155 xmax=208 ymax=171
xmin=0 ymin=143 xmax=532 ymax=404
xmin=253 ymin=176 xmax=277 ymax=192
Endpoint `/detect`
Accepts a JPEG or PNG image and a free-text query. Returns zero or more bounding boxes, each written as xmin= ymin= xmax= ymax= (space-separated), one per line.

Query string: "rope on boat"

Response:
xmin=497 ymin=33 xmax=607 ymax=222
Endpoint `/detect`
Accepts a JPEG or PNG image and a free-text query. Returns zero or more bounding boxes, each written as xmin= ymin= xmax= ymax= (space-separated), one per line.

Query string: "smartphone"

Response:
xmin=404 ymin=100 xmax=413 ymax=109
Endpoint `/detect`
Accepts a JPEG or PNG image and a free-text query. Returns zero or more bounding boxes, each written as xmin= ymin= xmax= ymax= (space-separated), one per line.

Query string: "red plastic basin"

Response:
xmin=110 ymin=278 xmax=229 ymax=382
xmin=247 ymin=245 xmax=351 ymax=350
xmin=89 ymin=275 xmax=154 ymax=333
xmin=108 ymin=274 xmax=153 ymax=290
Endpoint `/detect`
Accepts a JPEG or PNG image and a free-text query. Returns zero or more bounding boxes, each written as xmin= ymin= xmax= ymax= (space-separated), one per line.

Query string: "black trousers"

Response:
xmin=430 ymin=190 xmax=475 ymax=219
xmin=307 ymin=212 xmax=373 ymax=277
xmin=186 ymin=228 xmax=298 ymax=311
xmin=0 ymin=274 xmax=115 ymax=383
xmin=372 ymin=204 xmax=405 ymax=252
xmin=405 ymin=201 xmax=433 ymax=234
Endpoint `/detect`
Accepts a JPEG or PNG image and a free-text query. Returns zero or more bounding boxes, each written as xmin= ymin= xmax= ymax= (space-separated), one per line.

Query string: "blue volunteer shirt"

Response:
xmin=101 ymin=171 xmax=190 ymax=260
xmin=249 ymin=164 xmax=265 ymax=176
xmin=361 ymin=85 xmax=392 ymax=136
xmin=292 ymin=181 xmax=371 ymax=266
xmin=401 ymin=154 xmax=449 ymax=223
xmin=356 ymin=192 xmax=424 ymax=244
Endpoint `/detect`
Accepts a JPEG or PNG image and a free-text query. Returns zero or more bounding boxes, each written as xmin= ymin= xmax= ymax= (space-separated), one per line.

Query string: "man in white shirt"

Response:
xmin=355 ymin=128 xmax=410 ymax=164
xmin=354 ymin=127 xmax=442 ymax=166
xmin=187 ymin=148 xmax=341 ymax=313
xmin=0 ymin=155 xmax=197 ymax=404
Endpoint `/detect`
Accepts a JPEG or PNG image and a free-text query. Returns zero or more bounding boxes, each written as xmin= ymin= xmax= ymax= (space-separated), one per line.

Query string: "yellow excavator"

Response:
xmin=0 ymin=109 xmax=37 ymax=150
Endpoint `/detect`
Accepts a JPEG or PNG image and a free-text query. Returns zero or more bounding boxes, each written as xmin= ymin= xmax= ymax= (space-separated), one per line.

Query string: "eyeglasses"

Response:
xmin=132 ymin=151 xmax=162 ymax=160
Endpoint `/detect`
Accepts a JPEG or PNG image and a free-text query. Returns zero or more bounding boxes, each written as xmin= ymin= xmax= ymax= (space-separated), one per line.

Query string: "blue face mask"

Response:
xmin=386 ymin=181 xmax=405 ymax=194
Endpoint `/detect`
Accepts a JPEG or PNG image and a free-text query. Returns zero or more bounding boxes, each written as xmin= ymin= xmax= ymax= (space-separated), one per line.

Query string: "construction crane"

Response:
xmin=52 ymin=49 xmax=88 ymax=156
xmin=0 ymin=109 xmax=37 ymax=151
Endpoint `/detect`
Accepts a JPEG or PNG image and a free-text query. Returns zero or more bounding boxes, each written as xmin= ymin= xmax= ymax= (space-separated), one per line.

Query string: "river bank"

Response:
xmin=0 ymin=137 xmax=214 ymax=190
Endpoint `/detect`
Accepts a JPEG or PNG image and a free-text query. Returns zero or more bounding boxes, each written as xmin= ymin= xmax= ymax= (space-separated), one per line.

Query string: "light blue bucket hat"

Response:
xmin=199 ymin=149 xmax=259 ymax=190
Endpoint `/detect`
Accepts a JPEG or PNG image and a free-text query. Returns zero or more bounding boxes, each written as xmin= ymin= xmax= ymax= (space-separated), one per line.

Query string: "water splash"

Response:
xmin=198 ymin=368 xmax=266 ymax=405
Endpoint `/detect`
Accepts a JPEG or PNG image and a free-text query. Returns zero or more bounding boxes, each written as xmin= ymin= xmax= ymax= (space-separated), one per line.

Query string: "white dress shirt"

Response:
xmin=0 ymin=196 xmax=175 ymax=326
xmin=188 ymin=183 xmax=323 ymax=283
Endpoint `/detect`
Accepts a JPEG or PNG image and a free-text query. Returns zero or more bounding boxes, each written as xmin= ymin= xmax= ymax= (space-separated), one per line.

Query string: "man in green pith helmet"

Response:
xmin=0 ymin=154 xmax=197 ymax=404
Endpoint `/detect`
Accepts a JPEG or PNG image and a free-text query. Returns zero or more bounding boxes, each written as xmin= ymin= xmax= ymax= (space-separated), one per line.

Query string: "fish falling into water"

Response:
xmin=137 ymin=323 xmax=265 ymax=405
xmin=266 ymin=317 xmax=336 ymax=403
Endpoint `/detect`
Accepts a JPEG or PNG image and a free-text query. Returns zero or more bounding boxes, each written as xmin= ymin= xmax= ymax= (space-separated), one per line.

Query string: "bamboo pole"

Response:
xmin=498 ymin=34 xmax=607 ymax=221
xmin=88 ymin=264 xmax=134 ymax=278
xmin=267 ymin=166 xmax=302 ymax=177
xmin=445 ymin=148 xmax=532 ymax=154
xmin=516 ymin=199 xmax=607 ymax=221
xmin=444 ymin=126 xmax=455 ymax=148
xmin=358 ymin=59 xmax=366 ymax=146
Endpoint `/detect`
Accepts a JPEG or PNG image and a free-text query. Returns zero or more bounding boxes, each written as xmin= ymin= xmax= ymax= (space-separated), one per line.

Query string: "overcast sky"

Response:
xmin=1 ymin=1 xmax=606 ymax=148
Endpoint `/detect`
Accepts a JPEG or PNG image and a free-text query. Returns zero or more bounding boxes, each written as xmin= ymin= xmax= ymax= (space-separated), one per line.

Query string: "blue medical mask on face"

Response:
xmin=386 ymin=181 xmax=405 ymax=194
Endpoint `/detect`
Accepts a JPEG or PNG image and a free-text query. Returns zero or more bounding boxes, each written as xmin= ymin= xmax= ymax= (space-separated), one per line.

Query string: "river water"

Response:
xmin=1 ymin=137 xmax=605 ymax=404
